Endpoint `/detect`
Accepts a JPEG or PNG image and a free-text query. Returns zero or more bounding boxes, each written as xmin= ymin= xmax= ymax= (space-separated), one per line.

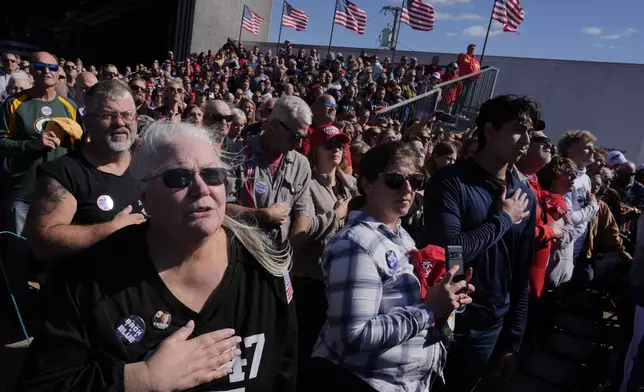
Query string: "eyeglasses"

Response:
xmin=34 ymin=62 xmax=59 ymax=72
xmin=381 ymin=172 xmax=425 ymax=191
xmin=4 ymin=58 xmax=16 ymax=64
xmin=88 ymin=111 xmax=136 ymax=123
xmin=323 ymin=102 xmax=337 ymax=109
xmin=103 ymin=72 xmax=119 ymax=79
xmin=278 ymin=120 xmax=308 ymax=140
xmin=531 ymin=136 xmax=552 ymax=149
xmin=130 ymin=85 xmax=146 ymax=92
xmin=324 ymin=140 xmax=346 ymax=150
xmin=143 ymin=168 xmax=227 ymax=189
xmin=211 ymin=114 xmax=234 ymax=123
xmin=170 ymin=88 xmax=184 ymax=94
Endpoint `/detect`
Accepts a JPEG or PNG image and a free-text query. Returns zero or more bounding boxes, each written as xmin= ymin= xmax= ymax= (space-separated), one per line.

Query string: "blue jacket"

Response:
xmin=423 ymin=158 xmax=536 ymax=353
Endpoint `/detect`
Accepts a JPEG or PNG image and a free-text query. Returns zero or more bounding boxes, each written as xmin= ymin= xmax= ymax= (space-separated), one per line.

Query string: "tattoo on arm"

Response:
xmin=34 ymin=179 xmax=69 ymax=216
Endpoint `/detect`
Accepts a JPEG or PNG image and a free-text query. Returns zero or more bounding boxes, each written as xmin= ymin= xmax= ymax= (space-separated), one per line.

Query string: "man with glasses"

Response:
xmin=226 ymin=95 xmax=314 ymax=249
xmin=203 ymin=99 xmax=233 ymax=142
xmin=1 ymin=53 xmax=20 ymax=103
xmin=0 ymin=51 xmax=81 ymax=236
xmin=64 ymin=61 xmax=79 ymax=100
xmin=100 ymin=64 xmax=120 ymax=81
xmin=515 ymin=121 xmax=564 ymax=298
xmin=129 ymin=77 xmax=159 ymax=119
xmin=25 ymin=80 xmax=145 ymax=265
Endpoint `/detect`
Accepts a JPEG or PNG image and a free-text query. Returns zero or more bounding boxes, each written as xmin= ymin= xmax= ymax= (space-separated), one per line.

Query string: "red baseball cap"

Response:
xmin=310 ymin=124 xmax=351 ymax=149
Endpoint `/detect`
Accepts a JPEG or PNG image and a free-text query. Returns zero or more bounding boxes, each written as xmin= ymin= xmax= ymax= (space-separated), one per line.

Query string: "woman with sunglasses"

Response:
xmin=155 ymin=80 xmax=185 ymax=122
xmin=18 ymin=121 xmax=298 ymax=392
xmin=292 ymin=124 xmax=358 ymax=365
xmin=300 ymin=142 xmax=475 ymax=392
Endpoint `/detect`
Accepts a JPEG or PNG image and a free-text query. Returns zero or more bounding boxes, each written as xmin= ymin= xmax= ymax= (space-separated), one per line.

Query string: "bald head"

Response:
xmin=31 ymin=51 xmax=59 ymax=89
xmin=75 ymin=72 xmax=98 ymax=106
xmin=261 ymin=98 xmax=276 ymax=119
xmin=204 ymin=100 xmax=233 ymax=136
xmin=312 ymin=94 xmax=336 ymax=125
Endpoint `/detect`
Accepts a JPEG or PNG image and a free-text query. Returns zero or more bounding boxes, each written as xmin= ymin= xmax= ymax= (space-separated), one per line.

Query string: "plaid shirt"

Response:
xmin=312 ymin=210 xmax=444 ymax=392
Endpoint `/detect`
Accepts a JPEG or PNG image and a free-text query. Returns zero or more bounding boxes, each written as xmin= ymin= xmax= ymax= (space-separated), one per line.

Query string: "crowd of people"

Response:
xmin=0 ymin=40 xmax=643 ymax=392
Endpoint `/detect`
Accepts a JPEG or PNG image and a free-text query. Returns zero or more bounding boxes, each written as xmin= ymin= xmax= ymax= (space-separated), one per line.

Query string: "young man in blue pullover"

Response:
xmin=424 ymin=95 xmax=539 ymax=392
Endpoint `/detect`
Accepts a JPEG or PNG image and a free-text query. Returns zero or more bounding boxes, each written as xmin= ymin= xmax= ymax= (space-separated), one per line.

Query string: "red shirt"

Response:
xmin=523 ymin=173 xmax=559 ymax=299
xmin=457 ymin=53 xmax=480 ymax=76
xmin=440 ymin=73 xmax=462 ymax=106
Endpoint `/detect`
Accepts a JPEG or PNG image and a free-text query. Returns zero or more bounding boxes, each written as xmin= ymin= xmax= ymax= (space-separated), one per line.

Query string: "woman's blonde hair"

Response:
xmin=132 ymin=121 xmax=291 ymax=277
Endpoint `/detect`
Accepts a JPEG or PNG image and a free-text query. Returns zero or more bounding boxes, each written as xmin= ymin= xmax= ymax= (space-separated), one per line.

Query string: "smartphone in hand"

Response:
xmin=446 ymin=245 xmax=465 ymax=282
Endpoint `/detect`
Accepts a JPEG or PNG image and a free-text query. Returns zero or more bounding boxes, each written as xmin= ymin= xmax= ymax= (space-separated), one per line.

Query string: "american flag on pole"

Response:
xmin=241 ymin=5 xmax=264 ymax=36
xmin=282 ymin=2 xmax=309 ymax=31
xmin=334 ymin=0 xmax=368 ymax=35
xmin=492 ymin=0 xmax=524 ymax=33
xmin=401 ymin=0 xmax=435 ymax=32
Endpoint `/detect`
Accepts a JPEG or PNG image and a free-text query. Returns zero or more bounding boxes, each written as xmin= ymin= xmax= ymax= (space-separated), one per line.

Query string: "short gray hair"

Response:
xmin=85 ymin=80 xmax=134 ymax=114
xmin=268 ymin=95 xmax=312 ymax=129
xmin=132 ymin=120 xmax=291 ymax=276
xmin=8 ymin=71 xmax=29 ymax=84
xmin=231 ymin=108 xmax=246 ymax=123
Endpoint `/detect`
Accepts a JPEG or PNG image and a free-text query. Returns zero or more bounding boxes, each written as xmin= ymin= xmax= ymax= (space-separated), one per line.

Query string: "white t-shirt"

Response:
xmin=564 ymin=168 xmax=595 ymax=258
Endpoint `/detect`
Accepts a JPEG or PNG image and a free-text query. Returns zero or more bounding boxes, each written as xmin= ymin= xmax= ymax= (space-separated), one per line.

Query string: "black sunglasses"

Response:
xmin=531 ymin=136 xmax=552 ymax=149
xmin=278 ymin=120 xmax=308 ymax=140
xmin=130 ymin=85 xmax=146 ymax=92
xmin=324 ymin=140 xmax=346 ymax=150
xmin=381 ymin=172 xmax=425 ymax=191
xmin=144 ymin=168 xmax=227 ymax=189
xmin=211 ymin=114 xmax=234 ymax=122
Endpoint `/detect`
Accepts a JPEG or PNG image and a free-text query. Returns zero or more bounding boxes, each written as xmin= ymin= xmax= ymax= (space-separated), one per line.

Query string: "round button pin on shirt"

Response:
xmin=152 ymin=310 xmax=172 ymax=330
xmin=115 ymin=315 xmax=146 ymax=344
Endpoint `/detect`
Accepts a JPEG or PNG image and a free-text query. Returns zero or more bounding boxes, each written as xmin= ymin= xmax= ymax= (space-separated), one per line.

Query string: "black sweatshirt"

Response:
xmin=17 ymin=224 xmax=298 ymax=391
xmin=423 ymin=159 xmax=536 ymax=353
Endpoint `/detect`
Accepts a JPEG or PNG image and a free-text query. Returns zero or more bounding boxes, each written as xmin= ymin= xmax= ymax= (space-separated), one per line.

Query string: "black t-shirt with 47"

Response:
xmin=17 ymin=224 xmax=297 ymax=392
xmin=39 ymin=149 xmax=144 ymax=225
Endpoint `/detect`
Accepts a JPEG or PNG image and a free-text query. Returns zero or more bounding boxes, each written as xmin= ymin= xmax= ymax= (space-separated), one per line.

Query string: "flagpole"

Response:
xmin=238 ymin=5 xmax=246 ymax=45
xmin=276 ymin=0 xmax=286 ymax=53
xmin=479 ymin=0 xmax=496 ymax=65
xmin=327 ymin=0 xmax=339 ymax=57
xmin=391 ymin=2 xmax=403 ymax=65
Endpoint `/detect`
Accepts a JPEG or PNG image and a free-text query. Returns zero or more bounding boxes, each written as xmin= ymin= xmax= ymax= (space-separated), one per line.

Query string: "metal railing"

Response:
xmin=375 ymin=67 xmax=499 ymax=133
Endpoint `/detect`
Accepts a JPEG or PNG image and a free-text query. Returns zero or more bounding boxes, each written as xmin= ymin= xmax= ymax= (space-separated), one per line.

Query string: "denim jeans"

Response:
xmin=436 ymin=323 xmax=503 ymax=392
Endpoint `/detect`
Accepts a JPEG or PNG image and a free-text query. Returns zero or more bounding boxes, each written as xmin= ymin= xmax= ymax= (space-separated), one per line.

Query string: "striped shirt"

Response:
xmin=313 ymin=210 xmax=444 ymax=392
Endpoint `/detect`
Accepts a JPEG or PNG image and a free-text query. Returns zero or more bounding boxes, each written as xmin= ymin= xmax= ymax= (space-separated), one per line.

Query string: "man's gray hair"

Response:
xmin=268 ymin=95 xmax=312 ymax=129
xmin=132 ymin=121 xmax=291 ymax=276
xmin=85 ymin=80 xmax=134 ymax=114
xmin=8 ymin=71 xmax=29 ymax=84
xmin=231 ymin=108 xmax=246 ymax=123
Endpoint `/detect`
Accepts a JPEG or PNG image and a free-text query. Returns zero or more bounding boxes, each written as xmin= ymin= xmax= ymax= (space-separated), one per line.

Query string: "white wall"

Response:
xmin=246 ymin=40 xmax=644 ymax=162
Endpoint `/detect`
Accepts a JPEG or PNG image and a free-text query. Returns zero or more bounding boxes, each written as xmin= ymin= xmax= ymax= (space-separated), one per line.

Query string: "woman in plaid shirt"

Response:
xmin=299 ymin=142 xmax=475 ymax=392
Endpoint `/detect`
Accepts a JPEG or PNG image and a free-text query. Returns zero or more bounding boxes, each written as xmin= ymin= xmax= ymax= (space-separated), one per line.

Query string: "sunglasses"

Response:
xmin=144 ymin=168 xmax=227 ymax=189
xmin=4 ymin=58 xmax=16 ymax=64
xmin=130 ymin=86 xmax=146 ymax=92
xmin=34 ymin=62 xmax=59 ymax=72
xmin=211 ymin=114 xmax=234 ymax=123
xmin=324 ymin=140 xmax=346 ymax=150
xmin=531 ymin=136 xmax=552 ymax=149
xmin=324 ymin=102 xmax=338 ymax=109
xmin=103 ymin=72 xmax=119 ymax=78
xmin=278 ymin=120 xmax=308 ymax=140
xmin=381 ymin=172 xmax=425 ymax=191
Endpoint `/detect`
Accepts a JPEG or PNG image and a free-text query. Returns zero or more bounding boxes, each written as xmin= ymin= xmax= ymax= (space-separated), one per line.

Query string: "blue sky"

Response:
xmin=265 ymin=0 xmax=644 ymax=64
